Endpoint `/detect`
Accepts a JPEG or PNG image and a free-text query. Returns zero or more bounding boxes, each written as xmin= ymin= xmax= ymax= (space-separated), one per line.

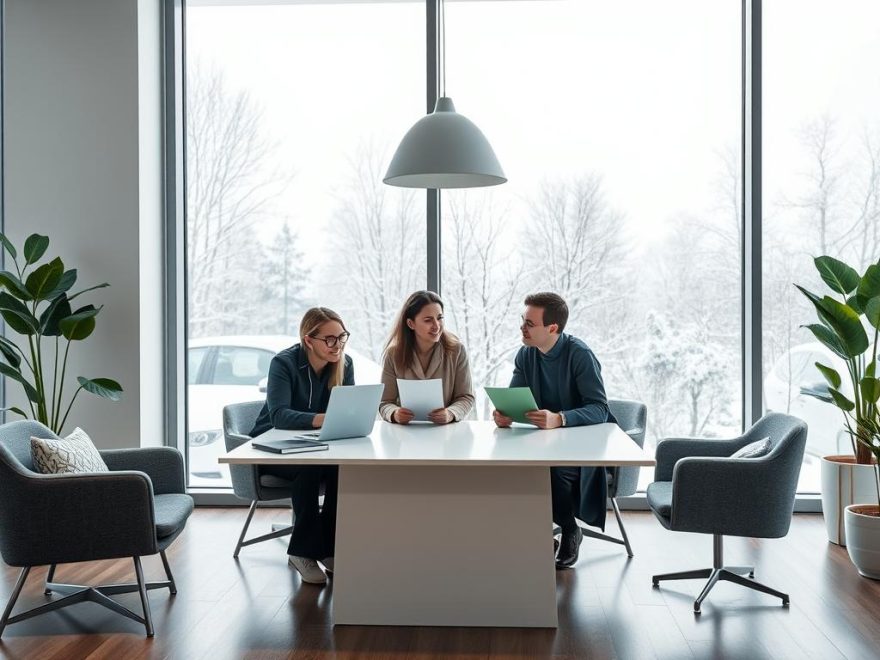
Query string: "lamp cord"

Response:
xmin=438 ymin=0 xmax=446 ymax=97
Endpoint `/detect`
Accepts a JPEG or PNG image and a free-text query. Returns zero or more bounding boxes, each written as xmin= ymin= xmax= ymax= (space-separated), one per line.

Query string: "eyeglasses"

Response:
xmin=309 ymin=332 xmax=350 ymax=348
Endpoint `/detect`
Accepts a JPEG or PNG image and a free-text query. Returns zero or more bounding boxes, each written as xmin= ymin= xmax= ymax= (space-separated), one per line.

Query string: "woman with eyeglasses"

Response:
xmin=250 ymin=307 xmax=353 ymax=585
xmin=380 ymin=290 xmax=474 ymax=424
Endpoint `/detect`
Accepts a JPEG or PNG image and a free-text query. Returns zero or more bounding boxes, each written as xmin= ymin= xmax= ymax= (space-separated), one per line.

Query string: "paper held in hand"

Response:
xmin=484 ymin=386 xmax=539 ymax=425
xmin=397 ymin=378 xmax=445 ymax=421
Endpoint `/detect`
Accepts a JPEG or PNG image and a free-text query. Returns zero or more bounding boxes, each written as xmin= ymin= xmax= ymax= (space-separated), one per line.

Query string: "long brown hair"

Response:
xmin=384 ymin=291 xmax=459 ymax=372
xmin=300 ymin=307 xmax=348 ymax=388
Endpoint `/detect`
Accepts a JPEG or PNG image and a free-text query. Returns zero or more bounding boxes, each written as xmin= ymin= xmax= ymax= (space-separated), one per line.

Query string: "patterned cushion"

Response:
xmin=731 ymin=436 xmax=772 ymax=459
xmin=30 ymin=427 xmax=109 ymax=474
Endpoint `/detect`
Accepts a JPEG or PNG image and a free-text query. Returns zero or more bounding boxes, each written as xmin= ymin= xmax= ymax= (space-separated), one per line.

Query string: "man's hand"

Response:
xmin=493 ymin=409 xmax=513 ymax=428
xmin=312 ymin=413 xmax=325 ymax=428
xmin=524 ymin=409 xmax=563 ymax=429
xmin=393 ymin=408 xmax=415 ymax=424
xmin=428 ymin=408 xmax=454 ymax=424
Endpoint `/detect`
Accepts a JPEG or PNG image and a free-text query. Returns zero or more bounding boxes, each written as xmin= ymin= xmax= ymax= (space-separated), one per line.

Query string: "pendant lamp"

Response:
xmin=383 ymin=0 xmax=506 ymax=189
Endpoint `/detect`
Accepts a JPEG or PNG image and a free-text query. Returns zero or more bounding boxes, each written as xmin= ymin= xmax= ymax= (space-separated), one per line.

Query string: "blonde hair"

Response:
xmin=384 ymin=291 xmax=459 ymax=372
xmin=300 ymin=307 xmax=348 ymax=388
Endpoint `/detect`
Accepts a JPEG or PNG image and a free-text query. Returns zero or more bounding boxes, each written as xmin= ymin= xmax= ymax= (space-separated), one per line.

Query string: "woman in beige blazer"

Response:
xmin=380 ymin=291 xmax=475 ymax=424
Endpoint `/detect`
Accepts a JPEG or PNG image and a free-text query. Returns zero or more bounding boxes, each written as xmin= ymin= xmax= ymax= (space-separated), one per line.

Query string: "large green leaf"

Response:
xmin=1 ymin=406 xmax=28 ymax=419
xmin=77 ymin=376 xmax=123 ymax=401
xmin=857 ymin=263 xmax=880 ymax=309
xmin=23 ymin=234 xmax=49 ymax=265
xmin=0 ymin=292 xmax=39 ymax=335
xmin=828 ymin=387 xmax=856 ymax=412
xmin=0 ymin=336 xmax=22 ymax=369
xmin=0 ymin=233 xmax=17 ymax=260
xmin=815 ymin=256 xmax=860 ymax=295
xmin=802 ymin=323 xmax=849 ymax=359
xmin=865 ymin=296 xmax=880 ymax=331
xmin=24 ymin=257 xmax=64 ymax=300
xmin=797 ymin=286 xmax=869 ymax=357
xmin=0 ymin=271 xmax=32 ymax=301
xmin=860 ymin=377 xmax=880 ymax=404
xmin=43 ymin=268 xmax=77 ymax=300
xmin=815 ymin=362 xmax=842 ymax=389
xmin=60 ymin=305 xmax=101 ymax=341
xmin=0 ymin=363 xmax=40 ymax=402
xmin=39 ymin=293 xmax=72 ymax=336
xmin=847 ymin=294 xmax=863 ymax=314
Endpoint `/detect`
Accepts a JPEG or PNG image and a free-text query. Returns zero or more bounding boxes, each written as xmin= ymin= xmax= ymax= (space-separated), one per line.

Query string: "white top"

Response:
xmin=219 ymin=421 xmax=655 ymax=467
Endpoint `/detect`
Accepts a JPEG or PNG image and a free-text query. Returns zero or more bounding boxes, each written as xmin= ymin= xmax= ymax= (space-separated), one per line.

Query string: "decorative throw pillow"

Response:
xmin=730 ymin=436 xmax=772 ymax=459
xmin=30 ymin=427 xmax=109 ymax=474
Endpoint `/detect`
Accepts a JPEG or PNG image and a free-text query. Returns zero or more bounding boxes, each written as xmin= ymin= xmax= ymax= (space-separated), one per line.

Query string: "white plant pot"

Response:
xmin=820 ymin=455 xmax=878 ymax=545
xmin=844 ymin=505 xmax=880 ymax=579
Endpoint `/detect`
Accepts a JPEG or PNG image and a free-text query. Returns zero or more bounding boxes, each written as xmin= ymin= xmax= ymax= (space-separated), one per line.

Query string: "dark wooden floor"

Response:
xmin=1 ymin=509 xmax=878 ymax=659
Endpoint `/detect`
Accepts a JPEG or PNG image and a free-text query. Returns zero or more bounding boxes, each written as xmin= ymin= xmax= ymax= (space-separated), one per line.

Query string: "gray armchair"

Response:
xmin=223 ymin=401 xmax=293 ymax=558
xmin=553 ymin=398 xmax=647 ymax=557
xmin=0 ymin=420 xmax=193 ymax=637
xmin=646 ymin=412 xmax=807 ymax=613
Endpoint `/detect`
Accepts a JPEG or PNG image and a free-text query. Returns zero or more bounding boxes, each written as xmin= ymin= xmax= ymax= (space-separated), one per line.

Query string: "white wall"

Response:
xmin=3 ymin=0 xmax=164 ymax=449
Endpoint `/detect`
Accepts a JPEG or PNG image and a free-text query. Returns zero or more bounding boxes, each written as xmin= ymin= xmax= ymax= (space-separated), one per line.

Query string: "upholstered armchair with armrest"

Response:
xmin=223 ymin=401 xmax=294 ymax=558
xmin=0 ymin=420 xmax=193 ymax=637
xmin=646 ymin=412 xmax=807 ymax=613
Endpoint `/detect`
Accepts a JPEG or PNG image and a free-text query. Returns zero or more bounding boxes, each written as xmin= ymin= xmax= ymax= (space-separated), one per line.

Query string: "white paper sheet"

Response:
xmin=397 ymin=378 xmax=445 ymax=421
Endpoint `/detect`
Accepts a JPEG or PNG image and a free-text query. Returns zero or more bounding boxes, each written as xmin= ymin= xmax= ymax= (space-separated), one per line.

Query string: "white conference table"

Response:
xmin=220 ymin=420 xmax=654 ymax=628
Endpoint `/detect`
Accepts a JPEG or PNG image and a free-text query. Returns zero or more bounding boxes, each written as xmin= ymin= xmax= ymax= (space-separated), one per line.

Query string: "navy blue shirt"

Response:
xmin=250 ymin=344 xmax=355 ymax=436
xmin=510 ymin=333 xmax=615 ymax=426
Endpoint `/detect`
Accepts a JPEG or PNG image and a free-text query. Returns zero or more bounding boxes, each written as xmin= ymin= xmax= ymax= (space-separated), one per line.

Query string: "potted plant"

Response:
xmin=797 ymin=255 xmax=879 ymax=546
xmin=0 ymin=233 xmax=122 ymax=433
xmin=844 ymin=423 xmax=880 ymax=578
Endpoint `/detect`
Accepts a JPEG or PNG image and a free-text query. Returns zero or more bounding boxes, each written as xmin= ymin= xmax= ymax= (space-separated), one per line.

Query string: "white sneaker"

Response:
xmin=321 ymin=557 xmax=334 ymax=574
xmin=288 ymin=555 xmax=327 ymax=584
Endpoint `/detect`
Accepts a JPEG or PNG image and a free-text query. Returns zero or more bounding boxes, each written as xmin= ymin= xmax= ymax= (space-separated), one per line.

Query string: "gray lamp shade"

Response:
xmin=383 ymin=97 xmax=506 ymax=189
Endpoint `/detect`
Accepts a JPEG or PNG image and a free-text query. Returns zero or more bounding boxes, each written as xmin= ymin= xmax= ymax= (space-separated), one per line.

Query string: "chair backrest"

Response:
xmin=608 ymin=399 xmax=647 ymax=498
xmin=0 ymin=419 xmax=61 ymax=473
xmin=222 ymin=401 xmax=265 ymax=451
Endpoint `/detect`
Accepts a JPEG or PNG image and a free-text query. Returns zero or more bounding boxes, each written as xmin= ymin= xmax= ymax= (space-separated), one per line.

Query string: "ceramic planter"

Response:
xmin=820 ymin=455 xmax=878 ymax=545
xmin=844 ymin=504 xmax=880 ymax=579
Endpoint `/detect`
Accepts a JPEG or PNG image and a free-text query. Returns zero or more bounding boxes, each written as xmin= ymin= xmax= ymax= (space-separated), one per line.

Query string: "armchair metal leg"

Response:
xmin=550 ymin=499 xmax=635 ymax=557
xmin=160 ymin=550 xmax=177 ymax=595
xmin=720 ymin=569 xmax=789 ymax=606
xmin=694 ymin=569 xmax=722 ymax=613
xmin=133 ymin=556 xmax=154 ymax=637
xmin=233 ymin=501 xmax=293 ymax=558
xmin=653 ymin=568 xmax=713 ymax=586
xmin=44 ymin=564 xmax=57 ymax=595
xmin=0 ymin=567 xmax=30 ymax=638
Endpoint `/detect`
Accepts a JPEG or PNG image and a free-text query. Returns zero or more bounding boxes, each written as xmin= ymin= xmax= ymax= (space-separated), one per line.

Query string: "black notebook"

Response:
xmin=251 ymin=439 xmax=329 ymax=454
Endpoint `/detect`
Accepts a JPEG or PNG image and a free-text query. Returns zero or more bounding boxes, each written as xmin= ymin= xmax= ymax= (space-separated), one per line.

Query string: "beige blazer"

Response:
xmin=379 ymin=342 xmax=475 ymax=422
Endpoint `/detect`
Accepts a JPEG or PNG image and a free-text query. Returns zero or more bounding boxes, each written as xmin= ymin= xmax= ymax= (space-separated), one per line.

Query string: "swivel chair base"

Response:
xmin=651 ymin=534 xmax=789 ymax=613
xmin=0 ymin=552 xmax=176 ymax=638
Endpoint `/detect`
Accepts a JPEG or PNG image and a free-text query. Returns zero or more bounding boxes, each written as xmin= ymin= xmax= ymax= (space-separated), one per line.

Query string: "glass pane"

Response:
xmin=763 ymin=0 xmax=880 ymax=492
xmin=440 ymin=0 xmax=743 ymax=490
xmin=187 ymin=346 xmax=209 ymax=385
xmin=184 ymin=2 xmax=425 ymax=488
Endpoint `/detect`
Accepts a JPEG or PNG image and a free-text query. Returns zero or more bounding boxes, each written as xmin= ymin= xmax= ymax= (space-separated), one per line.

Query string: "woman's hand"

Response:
xmin=311 ymin=413 xmax=325 ymax=428
xmin=428 ymin=408 xmax=454 ymax=424
xmin=393 ymin=408 xmax=415 ymax=424
xmin=493 ymin=409 xmax=513 ymax=428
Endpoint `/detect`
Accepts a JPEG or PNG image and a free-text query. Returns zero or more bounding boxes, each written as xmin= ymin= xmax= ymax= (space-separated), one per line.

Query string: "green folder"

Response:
xmin=484 ymin=386 xmax=539 ymax=425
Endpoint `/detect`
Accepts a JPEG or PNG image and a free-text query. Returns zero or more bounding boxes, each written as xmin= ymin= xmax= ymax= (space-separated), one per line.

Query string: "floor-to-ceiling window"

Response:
xmin=762 ymin=0 xmax=880 ymax=492
xmin=439 ymin=1 xmax=743 ymax=488
xmin=184 ymin=1 xmax=424 ymax=487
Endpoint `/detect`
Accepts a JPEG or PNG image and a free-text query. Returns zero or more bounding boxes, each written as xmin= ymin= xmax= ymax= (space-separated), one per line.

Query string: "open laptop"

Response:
xmin=291 ymin=383 xmax=384 ymax=442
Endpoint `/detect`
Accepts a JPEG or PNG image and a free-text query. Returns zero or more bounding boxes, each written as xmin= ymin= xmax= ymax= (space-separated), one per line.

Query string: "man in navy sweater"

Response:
xmin=493 ymin=292 xmax=616 ymax=569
